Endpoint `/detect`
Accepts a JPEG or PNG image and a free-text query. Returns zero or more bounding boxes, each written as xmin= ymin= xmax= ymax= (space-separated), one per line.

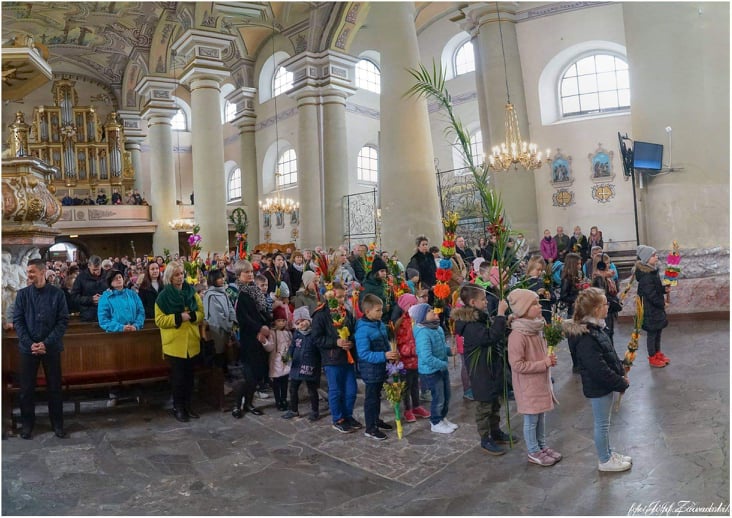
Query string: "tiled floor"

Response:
xmin=2 ymin=318 xmax=729 ymax=515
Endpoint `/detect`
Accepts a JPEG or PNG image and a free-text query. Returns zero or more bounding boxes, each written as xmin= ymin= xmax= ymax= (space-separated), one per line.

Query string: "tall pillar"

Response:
xmin=137 ymin=76 xmax=180 ymax=255
xmin=173 ymin=30 xmax=237 ymax=254
xmin=373 ymin=2 xmax=442 ymax=253
xmin=464 ymin=4 xmax=539 ymax=240
xmin=227 ymin=86 xmax=260 ymax=246
xmin=286 ymin=51 xmax=357 ymax=249
xmin=118 ymin=110 xmax=146 ymax=193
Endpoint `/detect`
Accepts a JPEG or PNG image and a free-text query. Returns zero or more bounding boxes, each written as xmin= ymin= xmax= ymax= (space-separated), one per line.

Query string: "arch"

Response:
xmin=451 ymin=122 xmax=483 ymax=171
xmin=538 ymin=40 xmax=628 ymax=125
xmin=171 ymin=97 xmax=192 ymax=131
xmin=220 ymin=82 xmax=236 ymax=123
xmin=261 ymin=139 xmax=295 ymax=193
xmin=355 ymin=58 xmax=380 ymax=94
xmin=441 ymin=31 xmax=472 ymax=80
xmin=258 ymin=50 xmax=292 ymax=103
xmin=357 ymin=144 xmax=379 ymax=183
xmin=225 ymin=160 xmax=241 ymax=202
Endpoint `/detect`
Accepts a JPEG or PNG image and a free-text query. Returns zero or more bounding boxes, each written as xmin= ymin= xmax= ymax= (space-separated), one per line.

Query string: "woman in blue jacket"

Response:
xmin=98 ymin=270 xmax=145 ymax=332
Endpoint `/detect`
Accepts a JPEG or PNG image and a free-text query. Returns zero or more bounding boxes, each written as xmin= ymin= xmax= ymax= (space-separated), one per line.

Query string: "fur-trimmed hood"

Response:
xmin=562 ymin=317 xmax=606 ymax=337
xmin=451 ymin=306 xmax=481 ymax=323
xmin=635 ymin=260 xmax=658 ymax=274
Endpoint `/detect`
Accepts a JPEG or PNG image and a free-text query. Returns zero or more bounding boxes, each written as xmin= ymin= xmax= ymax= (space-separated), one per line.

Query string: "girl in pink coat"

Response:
xmin=507 ymin=289 xmax=561 ymax=467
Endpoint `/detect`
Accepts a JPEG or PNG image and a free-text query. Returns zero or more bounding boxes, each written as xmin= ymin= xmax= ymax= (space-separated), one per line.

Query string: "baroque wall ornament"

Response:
xmin=552 ymin=188 xmax=574 ymax=208
xmin=592 ymin=183 xmax=615 ymax=203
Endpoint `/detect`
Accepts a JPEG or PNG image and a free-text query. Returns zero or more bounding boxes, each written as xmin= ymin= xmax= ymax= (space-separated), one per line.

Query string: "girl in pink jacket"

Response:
xmin=507 ymin=289 xmax=561 ymax=467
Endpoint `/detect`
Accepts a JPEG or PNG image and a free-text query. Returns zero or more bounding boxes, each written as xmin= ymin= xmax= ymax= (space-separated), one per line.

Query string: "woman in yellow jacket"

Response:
xmin=155 ymin=261 xmax=204 ymax=422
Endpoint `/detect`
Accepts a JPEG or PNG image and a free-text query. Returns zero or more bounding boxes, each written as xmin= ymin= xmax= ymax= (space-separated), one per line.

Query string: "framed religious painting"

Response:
xmin=588 ymin=143 xmax=615 ymax=183
xmin=549 ymin=150 xmax=573 ymax=187
xmin=263 ymin=212 xmax=271 ymax=228
xmin=275 ymin=211 xmax=285 ymax=228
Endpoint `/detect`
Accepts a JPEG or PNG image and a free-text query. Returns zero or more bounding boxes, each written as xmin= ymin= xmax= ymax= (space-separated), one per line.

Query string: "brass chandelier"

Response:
xmin=487 ymin=3 xmax=549 ymax=172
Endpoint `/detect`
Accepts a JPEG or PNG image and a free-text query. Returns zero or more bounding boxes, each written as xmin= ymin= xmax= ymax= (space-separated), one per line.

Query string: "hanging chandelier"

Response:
xmin=487 ymin=3 xmax=549 ymax=172
xmin=258 ymin=19 xmax=298 ymax=216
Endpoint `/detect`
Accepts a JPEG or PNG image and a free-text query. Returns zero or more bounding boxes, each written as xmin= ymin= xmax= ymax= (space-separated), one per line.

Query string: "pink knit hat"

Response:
xmin=397 ymin=293 xmax=418 ymax=313
xmin=507 ymin=289 xmax=539 ymax=318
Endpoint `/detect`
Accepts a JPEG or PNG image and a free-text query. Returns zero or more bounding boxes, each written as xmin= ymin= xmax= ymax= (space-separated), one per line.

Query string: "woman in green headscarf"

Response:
xmin=155 ymin=261 xmax=204 ymax=422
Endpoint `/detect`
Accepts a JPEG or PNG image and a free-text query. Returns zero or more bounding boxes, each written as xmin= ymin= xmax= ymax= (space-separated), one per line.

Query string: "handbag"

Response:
xmin=608 ymin=294 xmax=623 ymax=313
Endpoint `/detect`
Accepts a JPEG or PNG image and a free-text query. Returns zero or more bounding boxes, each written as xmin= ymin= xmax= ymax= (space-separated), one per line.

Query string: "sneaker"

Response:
xmin=404 ymin=410 xmax=417 ymax=423
xmin=376 ymin=419 xmax=393 ymax=430
xmin=364 ymin=428 xmax=387 ymax=441
xmin=611 ymin=451 xmax=632 ymax=464
xmin=281 ymin=410 xmax=300 ymax=420
xmin=345 ymin=417 xmax=363 ymax=430
xmin=648 ymin=355 xmax=666 ymax=368
xmin=255 ymin=391 xmax=270 ymax=399
xmin=332 ymin=419 xmax=354 ymax=433
xmin=308 ymin=413 xmax=320 ymax=422
xmin=463 ymin=389 xmax=474 ymax=401
xmin=480 ymin=437 xmax=506 ymax=456
xmin=542 ymin=447 xmax=563 ymax=462
xmin=412 ymin=406 xmax=431 ymax=419
xmin=599 ymin=455 xmax=631 ymax=472
xmin=442 ymin=418 xmax=459 ymax=430
xmin=655 ymin=351 xmax=670 ymax=365
xmin=231 ymin=408 xmax=243 ymax=419
xmin=430 ymin=420 xmax=455 ymax=434
xmin=492 ymin=429 xmax=519 ymax=444
xmin=528 ymin=450 xmax=556 ymax=467
xmin=107 ymin=397 xmax=118 ymax=408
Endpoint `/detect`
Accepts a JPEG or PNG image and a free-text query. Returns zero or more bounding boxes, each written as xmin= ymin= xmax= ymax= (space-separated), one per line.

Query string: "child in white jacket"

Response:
xmin=264 ymin=305 xmax=292 ymax=411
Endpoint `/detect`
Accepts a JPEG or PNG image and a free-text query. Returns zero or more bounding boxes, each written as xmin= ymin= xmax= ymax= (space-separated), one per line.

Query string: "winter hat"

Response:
xmin=106 ymin=269 xmax=123 ymax=288
xmin=371 ymin=255 xmax=387 ymax=274
xmin=273 ymin=305 xmax=288 ymax=321
xmin=473 ymin=257 xmax=485 ymax=273
xmin=408 ymin=303 xmax=431 ymax=325
xmin=397 ymin=293 xmax=418 ymax=313
xmin=277 ymin=281 xmax=290 ymax=298
xmin=507 ymin=289 xmax=539 ymax=319
xmin=301 ymin=270 xmax=316 ymax=289
xmin=406 ymin=268 xmax=419 ymax=280
xmin=637 ymin=245 xmax=657 ymax=264
xmin=293 ymin=306 xmax=311 ymax=323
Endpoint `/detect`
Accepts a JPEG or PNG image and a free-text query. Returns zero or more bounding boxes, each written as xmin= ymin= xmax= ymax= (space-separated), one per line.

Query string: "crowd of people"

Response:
xmin=10 ymin=225 xmax=669 ymax=473
xmin=59 ymin=188 xmax=147 ymax=207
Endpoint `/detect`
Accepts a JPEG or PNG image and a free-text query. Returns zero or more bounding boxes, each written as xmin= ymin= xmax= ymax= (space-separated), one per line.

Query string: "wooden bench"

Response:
xmin=2 ymin=319 xmax=225 ymax=435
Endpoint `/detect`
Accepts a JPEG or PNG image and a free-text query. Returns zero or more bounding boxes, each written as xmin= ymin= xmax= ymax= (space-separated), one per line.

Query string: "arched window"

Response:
xmin=273 ymin=66 xmax=293 ymax=97
xmin=357 ymin=146 xmax=378 ymax=183
xmin=560 ymin=54 xmax=630 ymax=117
xmin=468 ymin=130 xmax=482 ymax=166
xmin=356 ymin=59 xmax=381 ymax=94
xmin=227 ymin=167 xmax=241 ymax=201
xmin=224 ymin=100 xmax=237 ymax=123
xmin=276 ymin=149 xmax=297 ymax=187
xmin=171 ymin=109 xmax=187 ymax=131
xmin=454 ymin=40 xmax=475 ymax=76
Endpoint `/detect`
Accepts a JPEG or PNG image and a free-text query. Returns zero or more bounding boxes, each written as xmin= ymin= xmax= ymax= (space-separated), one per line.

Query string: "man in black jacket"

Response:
xmin=13 ymin=259 xmax=69 ymax=439
xmin=407 ymin=236 xmax=436 ymax=288
xmin=70 ymin=255 xmax=106 ymax=322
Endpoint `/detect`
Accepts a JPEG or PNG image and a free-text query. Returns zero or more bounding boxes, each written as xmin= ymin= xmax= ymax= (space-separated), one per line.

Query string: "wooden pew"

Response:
xmin=2 ymin=319 xmax=225 ymax=435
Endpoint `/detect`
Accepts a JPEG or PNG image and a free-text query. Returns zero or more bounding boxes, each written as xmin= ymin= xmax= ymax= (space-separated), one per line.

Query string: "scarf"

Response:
xmin=239 ymin=281 xmax=268 ymax=313
xmin=156 ymin=282 xmax=198 ymax=314
xmin=418 ymin=320 xmax=441 ymax=330
xmin=510 ymin=317 xmax=545 ymax=335
xmin=291 ymin=262 xmax=304 ymax=273
xmin=582 ymin=316 xmax=607 ymax=328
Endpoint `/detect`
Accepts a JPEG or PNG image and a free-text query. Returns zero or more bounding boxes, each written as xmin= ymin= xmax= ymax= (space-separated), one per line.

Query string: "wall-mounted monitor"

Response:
xmin=633 ymin=141 xmax=663 ymax=170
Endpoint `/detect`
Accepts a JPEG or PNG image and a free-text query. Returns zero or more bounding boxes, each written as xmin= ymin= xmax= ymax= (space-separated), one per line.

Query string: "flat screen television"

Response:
xmin=633 ymin=141 xmax=663 ymax=170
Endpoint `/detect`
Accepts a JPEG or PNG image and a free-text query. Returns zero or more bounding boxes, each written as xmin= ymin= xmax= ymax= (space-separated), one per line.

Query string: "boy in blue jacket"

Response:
xmin=410 ymin=303 xmax=457 ymax=434
xmin=355 ymin=294 xmax=400 ymax=440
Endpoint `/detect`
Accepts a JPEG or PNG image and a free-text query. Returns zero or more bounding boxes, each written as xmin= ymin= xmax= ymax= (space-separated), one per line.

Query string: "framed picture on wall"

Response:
xmin=275 ymin=211 xmax=284 ymax=228
xmin=263 ymin=213 xmax=271 ymax=228
xmin=588 ymin=143 xmax=615 ymax=182
xmin=550 ymin=150 xmax=573 ymax=186
xmin=290 ymin=209 xmax=299 ymax=225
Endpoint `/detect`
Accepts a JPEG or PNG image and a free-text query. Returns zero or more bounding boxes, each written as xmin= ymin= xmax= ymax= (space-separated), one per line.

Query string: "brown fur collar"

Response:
xmin=451 ymin=306 xmax=480 ymax=323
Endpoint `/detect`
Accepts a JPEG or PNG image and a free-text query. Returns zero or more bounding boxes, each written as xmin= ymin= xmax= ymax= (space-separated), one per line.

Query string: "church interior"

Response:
xmin=1 ymin=2 xmax=729 ymax=515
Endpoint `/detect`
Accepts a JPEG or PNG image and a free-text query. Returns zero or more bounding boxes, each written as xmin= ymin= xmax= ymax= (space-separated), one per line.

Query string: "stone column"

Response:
xmin=173 ymin=30 xmax=237 ymax=255
xmin=227 ymin=86 xmax=260 ymax=246
xmin=285 ymin=51 xmax=357 ymax=249
xmin=463 ymin=4 xmax=539 ymax=240
xmin=118 ymin=110 xmax=146 ymax=193
xmin=373 ymin=1 xmax=442 ymax=253
xmin=137 ymin=76 xmax=180 ymax=255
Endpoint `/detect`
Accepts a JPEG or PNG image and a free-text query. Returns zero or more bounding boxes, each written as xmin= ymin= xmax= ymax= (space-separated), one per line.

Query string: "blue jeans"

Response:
xmin=363 ymin=381 xmax=383 ymax=431
xmin=324 ymin=365 xmax=357 ymax=423
xmin=590 ymin=393 xmax=614 ymax=463
xmin=523 ymin=413 xmax=546 ymax=454
xmin=421 ymin=370 xmax=450 ymax=425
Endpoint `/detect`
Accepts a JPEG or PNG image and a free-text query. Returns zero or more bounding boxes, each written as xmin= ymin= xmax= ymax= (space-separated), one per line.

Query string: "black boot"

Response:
xmin=173 ymin=408 xmax=190 ymax=422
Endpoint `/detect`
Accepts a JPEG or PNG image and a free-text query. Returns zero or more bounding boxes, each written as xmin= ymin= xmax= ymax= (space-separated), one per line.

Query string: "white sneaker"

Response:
xmin=255 ymin=391 xmax=270 ymax=399
xmin=430 ymin=420 xmax=455 ymax=434
xmin=598 ymin=455 xmax=631 ymax=472
xmin=442 ymin=418 xmax=459 ymax=430
xmin=611 ymin=451 xmax=632 ymax=464
xmin=106 ymin=398 xmax=118 ymax=408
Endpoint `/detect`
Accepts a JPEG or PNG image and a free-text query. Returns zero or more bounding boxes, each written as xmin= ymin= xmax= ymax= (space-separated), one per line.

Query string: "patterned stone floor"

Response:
xmin=2 ymin=318 xmax=729 ymax=515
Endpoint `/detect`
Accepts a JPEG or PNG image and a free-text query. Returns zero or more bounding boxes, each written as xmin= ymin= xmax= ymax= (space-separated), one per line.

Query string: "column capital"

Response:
xmin=117 ymin=110 xmax=147 ymax=139
xmin=226 ymin=87 xmax=258 ymax=131
xmin=462 ymin=3 xmax=519 ymax=32
xmin=172 ymin=29 xmax=237 ymax=86
xmin=283 ymin=50 xmax=358 ymax=99
xmin=136 ymin=76 xmax=178 ymax=120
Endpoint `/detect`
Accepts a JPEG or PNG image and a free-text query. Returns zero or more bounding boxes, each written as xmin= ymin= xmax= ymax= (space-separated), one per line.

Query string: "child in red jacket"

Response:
xmin=395 ymin=294 xmax=431 ymax=422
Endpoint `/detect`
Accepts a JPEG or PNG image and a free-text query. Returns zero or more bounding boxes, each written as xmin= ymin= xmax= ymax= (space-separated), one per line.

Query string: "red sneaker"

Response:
xmin=412 ymin=406 xmax=431 ymax=419
xmin=648 ymin=354 xmax=666 ymax=368
xmin=655 ymin=351 xmax=670 ymax=365
xmin=404 ymin=410 xmax=417 ymax=423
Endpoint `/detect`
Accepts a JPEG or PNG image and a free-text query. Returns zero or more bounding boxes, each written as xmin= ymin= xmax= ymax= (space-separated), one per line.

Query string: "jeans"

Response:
xmin=460 ymin=354 xmax=471 ymax=392
xmin=363 ymin=381 xmax=383 ymax=430
xmin=324 ymin=365 xmax=357 ymax=423
xmin=523 ymin=413 xmax=546 ymax=454
xmin=166 ymin=354 xmax=196 ymax=410
xmin=402 ymin=369 xmax=420 ymax=410
xmin=421 ymin=370 xmax=450 ymax=425
xmin=646 ymin=328 xmax=662 ymax=357
xmin=19 ymin=351 xmax=64 ymax=431
xmin=590 ymin=393 xmax=615 ymax=463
